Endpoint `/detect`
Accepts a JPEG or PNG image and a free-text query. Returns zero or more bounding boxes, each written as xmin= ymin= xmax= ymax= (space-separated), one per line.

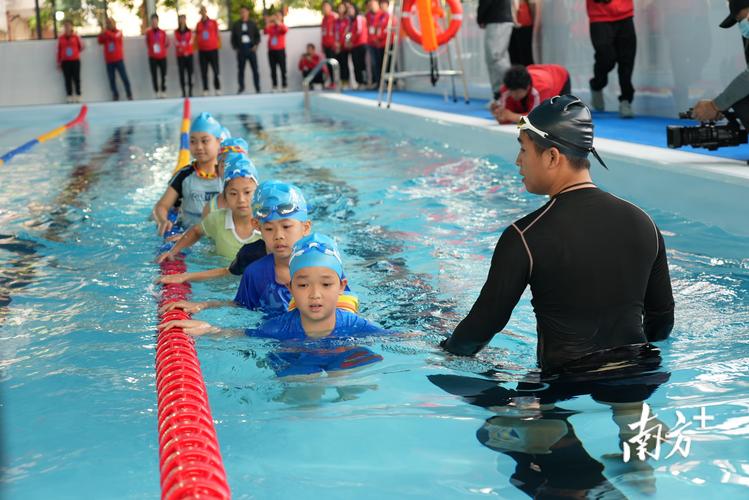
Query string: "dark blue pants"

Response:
xmin=106 ymin=60 xmax=132 ymax=100
xmin=237 ymin=49 xmax=260 ymax=92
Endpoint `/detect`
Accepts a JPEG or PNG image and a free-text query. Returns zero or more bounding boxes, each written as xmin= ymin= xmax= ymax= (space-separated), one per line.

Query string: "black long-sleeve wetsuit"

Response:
xmin=443 ymin=187 xmax=675 ymax=373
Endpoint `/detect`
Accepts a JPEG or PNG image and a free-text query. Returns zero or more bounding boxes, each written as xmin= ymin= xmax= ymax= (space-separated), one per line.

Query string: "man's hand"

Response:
xmin=693 ymin=100 xmax=722 ymax=122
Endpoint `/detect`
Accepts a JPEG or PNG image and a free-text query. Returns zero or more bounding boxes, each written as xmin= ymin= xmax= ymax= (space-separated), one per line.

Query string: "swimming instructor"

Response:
xmin=441 ymin=95 xmax=675 ymax=373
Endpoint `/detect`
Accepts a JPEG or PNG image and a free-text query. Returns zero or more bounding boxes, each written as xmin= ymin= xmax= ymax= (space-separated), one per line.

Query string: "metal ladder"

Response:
xmin=377 ymin=0 xmax=470 ymax=108
xmin=303 ymin=58 xmax=342 ymax=110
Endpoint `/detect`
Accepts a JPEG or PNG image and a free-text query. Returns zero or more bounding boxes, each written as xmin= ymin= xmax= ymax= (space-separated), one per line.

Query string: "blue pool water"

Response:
xmin=1 ymin=97 xmax=748 ymax=499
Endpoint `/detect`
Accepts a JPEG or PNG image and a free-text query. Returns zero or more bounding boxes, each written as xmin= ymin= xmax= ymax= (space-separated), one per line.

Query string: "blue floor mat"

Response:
xmin=350 ymin=90 xmax=749 ymax=162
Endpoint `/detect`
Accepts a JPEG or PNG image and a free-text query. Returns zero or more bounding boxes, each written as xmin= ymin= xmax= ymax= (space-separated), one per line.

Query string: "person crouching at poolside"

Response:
xmin=152 ymin=112 xmax=223 ymax=234
xmin=156 ymin=155 xmax=261 ymax=262
xmin=159 ymin=233 xmax=384 ymax=340
xmin=159 ymin=180 xmax=312 ymax=318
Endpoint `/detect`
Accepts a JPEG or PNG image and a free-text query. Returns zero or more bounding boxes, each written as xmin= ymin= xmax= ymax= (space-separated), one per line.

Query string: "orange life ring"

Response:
xmin=401 ymin=0 xmax=463 ymax=50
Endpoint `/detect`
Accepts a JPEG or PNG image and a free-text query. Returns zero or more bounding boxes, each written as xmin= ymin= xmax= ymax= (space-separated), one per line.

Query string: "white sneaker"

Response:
xmin=619 ymin=100 xmax=634 ymax=119
xmin=75 ymin=95 xmax=82 ymax=103
xmin=65 ymin=96 xmax=73 ymax=104
xmin=282 ymin=86 xmax=288 ymax=93
xmin=202 ymin=90 xmax=209 ymax=97
xmin=271 ymin=86 xmax=278 ymax=93
xmin=591 ymin=89 xmax=605 ymax=111
xmin=214 ymin=89 xmax=222 ymax=96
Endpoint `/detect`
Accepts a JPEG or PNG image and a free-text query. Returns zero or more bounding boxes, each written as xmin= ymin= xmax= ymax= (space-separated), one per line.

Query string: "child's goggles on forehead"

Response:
xmin=225 ymin=168 xmax=258 ymax=183
xmin=253 ymin=202 xmax=301 ymax=219
xmin=291 ymin=241 xmax=343 ymax=264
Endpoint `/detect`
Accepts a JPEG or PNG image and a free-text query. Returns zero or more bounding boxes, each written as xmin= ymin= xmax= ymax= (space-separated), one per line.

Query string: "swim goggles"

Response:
xmin=224 ymin=167 xmax=258 ymax=183
xmin=517 ymin=114 xmax=608 ymax=169
xmin=220 ymin=144 xmax=247 ymax=155
xmin=252 ymin=201 xmax=301 ymax=219
xmin=290 ymin=241 xmax=343 ymax=264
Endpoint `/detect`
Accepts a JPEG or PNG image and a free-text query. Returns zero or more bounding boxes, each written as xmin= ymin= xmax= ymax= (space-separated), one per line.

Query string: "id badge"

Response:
xmin=369 ymin=27 xmax=375 ymax=34
xmin=108 ymin=42 xmax=115 ymax=52
xmin=154 ymin=43 xmax=161 ymax=54
xmin=271 ymin=36 xmax=278 ymax=47
xmin=202 ymin=30 xmax=209 ymax=40
xmin=65 ymin=47 xmax=73 ymax=57
xmin=241 ymin=34 xmax=251 ymax=44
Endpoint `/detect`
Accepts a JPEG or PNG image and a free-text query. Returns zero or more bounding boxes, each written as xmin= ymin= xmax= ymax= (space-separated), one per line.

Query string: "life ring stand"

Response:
xmin=401 ymin=0 xmax=463 ymax=50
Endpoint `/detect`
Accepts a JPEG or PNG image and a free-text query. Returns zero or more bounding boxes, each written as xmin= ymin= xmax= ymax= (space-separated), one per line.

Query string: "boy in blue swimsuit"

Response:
xmin=160 ymin=180 xmax=312 ymax=317
xmin=158 ymin=233 xmax=388 ymax=377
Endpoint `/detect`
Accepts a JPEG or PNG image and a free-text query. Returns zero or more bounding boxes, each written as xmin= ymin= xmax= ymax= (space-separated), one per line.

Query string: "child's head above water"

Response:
xmin=252 ymin=181 xmax=311 ymax=259
xmin=288 ymin=233 xmax=348 ymax=324
xmin=223 ymin=156 xmax=259 ymax=217
xmin=189 ymin=112 xmax=223 ymax=165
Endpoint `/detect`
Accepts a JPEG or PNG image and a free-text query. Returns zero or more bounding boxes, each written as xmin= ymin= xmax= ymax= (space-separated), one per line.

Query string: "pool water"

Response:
xmin=1 ymin=98 xmax=748 ymax=499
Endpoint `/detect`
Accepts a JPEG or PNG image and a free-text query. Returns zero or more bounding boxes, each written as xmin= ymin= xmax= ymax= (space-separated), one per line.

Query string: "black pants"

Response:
xmin=149 ymin=57 xmax=167 ymax=93
xmin=177 ymin=55 xmax=194 ymax=97
xmin=198 ymin=50 xmax=221 ymax=91
xmin=237 ymin=50 xmax=260 ymax=92
xmin=589 ymin=17 xmax=637 ymax=102
xmin=268 ymin=49 xmax=287 ymax=88
xmin=733 ymin=94 xmax=749 ymax=131
xmin=323 ymin=46 xmax=336 ymax=81
xmin=106 ymin=60 xmax=132 ymax=100
xmin=61 ymin=60 xmax=81 ymax=96
xmin=302 ymin=69 xmax=325 ymax=88
xmin=509 ymin=26 xmax=534 ymax=66
xmin=335 ymin=50 xmax=350 ymax=83
xmin=351 ymin=45 xmax=367 ymax=85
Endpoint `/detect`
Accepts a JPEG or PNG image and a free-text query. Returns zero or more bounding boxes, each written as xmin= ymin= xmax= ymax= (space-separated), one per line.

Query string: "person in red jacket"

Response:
xmin=347 ymin=3 xmax=368 ymax=88
xmin=365 ymin=0 xmax=382 ymax=87
xmin=490 ymin=64 xmax=571 ymax=124
xmin=333 ymin=2 xmax=352 ymax=86
xmin=321 ymin=1 xmax=338 ymax=77
xmin=97 ymin=17 xmax=132 ymax=101
xmin=174 ymin=14 xmax=194 ymax=98
xmin=299 ymin=43 xmax=326 ymax=88
xmin=264 ymin=12 xmax=289 ymax=92
xmin=375 ymin=0 xmax=393 ymax=82
xmin=146 ymin=14 xmax=170 ymax=98
xmin=586 ymin=0 xmax=636 ymax=118
xmin=509 ymin=0 xmax=535 ymax=66
xmin=57 ymin=20 xmax=83 ymax=103
xmin=196 ymin=6 xmax=222 ymax=96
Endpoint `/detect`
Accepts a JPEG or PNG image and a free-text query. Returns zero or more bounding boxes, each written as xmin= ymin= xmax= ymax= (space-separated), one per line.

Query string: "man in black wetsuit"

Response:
xmin=441 ymin=95 xmax=675 ymax=374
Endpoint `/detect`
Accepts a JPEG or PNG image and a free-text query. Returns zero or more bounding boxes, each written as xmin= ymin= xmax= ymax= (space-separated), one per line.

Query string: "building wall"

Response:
xmin=0 ymin=26 xmax=322 ymax=107
xmin=400 ymin=0 xmax=747 ymax=117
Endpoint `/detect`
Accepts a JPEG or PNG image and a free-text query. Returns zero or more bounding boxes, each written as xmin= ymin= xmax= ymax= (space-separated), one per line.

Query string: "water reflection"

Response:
xmin=430 ymin=346 xmax=670 ymax=498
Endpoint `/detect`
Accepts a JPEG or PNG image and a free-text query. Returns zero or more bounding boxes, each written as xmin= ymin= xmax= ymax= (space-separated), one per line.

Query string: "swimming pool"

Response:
xmin=1 ymin=94 xmax=747 ymax=499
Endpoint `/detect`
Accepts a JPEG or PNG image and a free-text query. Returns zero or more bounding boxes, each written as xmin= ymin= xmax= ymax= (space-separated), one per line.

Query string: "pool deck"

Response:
xmin=348 ymin=90 xmax=749 ymax=164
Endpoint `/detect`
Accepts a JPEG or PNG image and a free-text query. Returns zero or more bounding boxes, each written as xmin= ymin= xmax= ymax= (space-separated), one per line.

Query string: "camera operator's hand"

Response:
xmin=693 ymin=100 xmax=723 ymax=121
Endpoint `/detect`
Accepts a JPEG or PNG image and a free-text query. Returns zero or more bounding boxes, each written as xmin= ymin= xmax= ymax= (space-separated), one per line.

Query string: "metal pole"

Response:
xmin=376 ymin=0 xmax=397 ymax=106
xmin=34 ymin=0 xmax=42 ymax=39
xmin=386 ymin=0 xmax=404 ymax=109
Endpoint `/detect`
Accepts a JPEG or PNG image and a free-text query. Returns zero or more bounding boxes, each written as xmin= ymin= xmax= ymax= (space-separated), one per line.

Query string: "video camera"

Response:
xmin=667 ymin=109 xmax=748 ymax=151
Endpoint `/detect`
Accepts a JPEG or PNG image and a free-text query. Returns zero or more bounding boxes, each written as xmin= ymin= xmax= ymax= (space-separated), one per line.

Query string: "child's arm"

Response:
xmin=157 ymin=267 xmax=231 ymax=284
xmin=156 ymin=223 xmax=204 ymax=263
xmin=157 ymin=319 xmax=245 ymax=337
xmin=158 ymin=299 xmax=235 ymax=315
xmin=153 ymin=186 xmax=179 ymax=236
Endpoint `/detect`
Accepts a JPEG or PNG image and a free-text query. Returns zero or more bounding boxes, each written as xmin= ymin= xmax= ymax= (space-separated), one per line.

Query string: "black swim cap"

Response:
xmin=521 ymin=94 xmax=608 ymax=169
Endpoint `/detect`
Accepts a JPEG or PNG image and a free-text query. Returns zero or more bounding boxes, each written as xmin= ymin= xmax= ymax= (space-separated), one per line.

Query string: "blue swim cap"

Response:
xmin=224 ymin=155 xmax=259 ymax=184
xmin=190 ymin=112 xmax=223 ymax=138
xmin=220 ymin=126 xmax=232 ymax=141
xmin=252 ymin=180 xmax=308 ymax=223
xmin=290 ymin=233 xmax=344 ymax=280
xmin=220 ymin=137 xmax=249 ymax=154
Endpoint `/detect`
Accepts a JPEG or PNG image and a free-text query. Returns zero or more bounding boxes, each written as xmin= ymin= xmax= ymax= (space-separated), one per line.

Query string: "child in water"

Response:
xmin=158 ymin=233 xmax=387 ymax=377
xmin=152 ymin=112 xmax=223 ymax=234
xmin=159 ymin=180 xmax=313 ymax=317
xmin=156 ymin=154 xmax=261 ymax=261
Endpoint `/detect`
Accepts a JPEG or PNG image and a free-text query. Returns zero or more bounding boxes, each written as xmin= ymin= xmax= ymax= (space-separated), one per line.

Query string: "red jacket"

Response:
xmin=57 ymin=33 xmax=83 ymax=64
xmin=264 ymin=23 xmax=288 ymax=51
xmin=498 ymin=64 xmax=570 ymax=119
xmin=97 ymin=29 xmax=124 ymax=63
xmin=196 ymin=18 xmax=220 ymax=51
xmin=516 ymin=0 xmax=534 ymax=27
xmin=351 ymin=15 xmax=368 ymax=47
xmin=372 ymin=11 xmax=389 ymax=48
xmin=334 ymin=16 xmax=351 ymax=49
xmin=174 ymin=28 xmax=193 ymax=57
xmin=299 ymin=53 xmax=322 ymax=72
xmin=146 ymin=28 xmax=169 ymax=59
xmin=321 ymin=13 xmax=338 ymax=49
xmin=586 ymin=0 xmax=634 ymax=23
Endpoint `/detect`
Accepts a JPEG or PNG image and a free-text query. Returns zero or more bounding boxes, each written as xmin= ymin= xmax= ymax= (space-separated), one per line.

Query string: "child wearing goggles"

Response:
xmin=159 ymin=181 xmax=318 ymax=318
xmin=152 ymin=112 xmax=224 ymax=235
xmin=156 ymin=156 xmax=261 ymax=262
xmin=201 ymin=137 xmax=251 ymax=218
xmin=159 ymin=233 xmax=386 ymax=341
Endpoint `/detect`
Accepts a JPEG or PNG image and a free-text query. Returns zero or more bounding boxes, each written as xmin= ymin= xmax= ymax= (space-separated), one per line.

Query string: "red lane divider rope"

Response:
xmin=155 ymin=97 xmax=231 ymax=500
